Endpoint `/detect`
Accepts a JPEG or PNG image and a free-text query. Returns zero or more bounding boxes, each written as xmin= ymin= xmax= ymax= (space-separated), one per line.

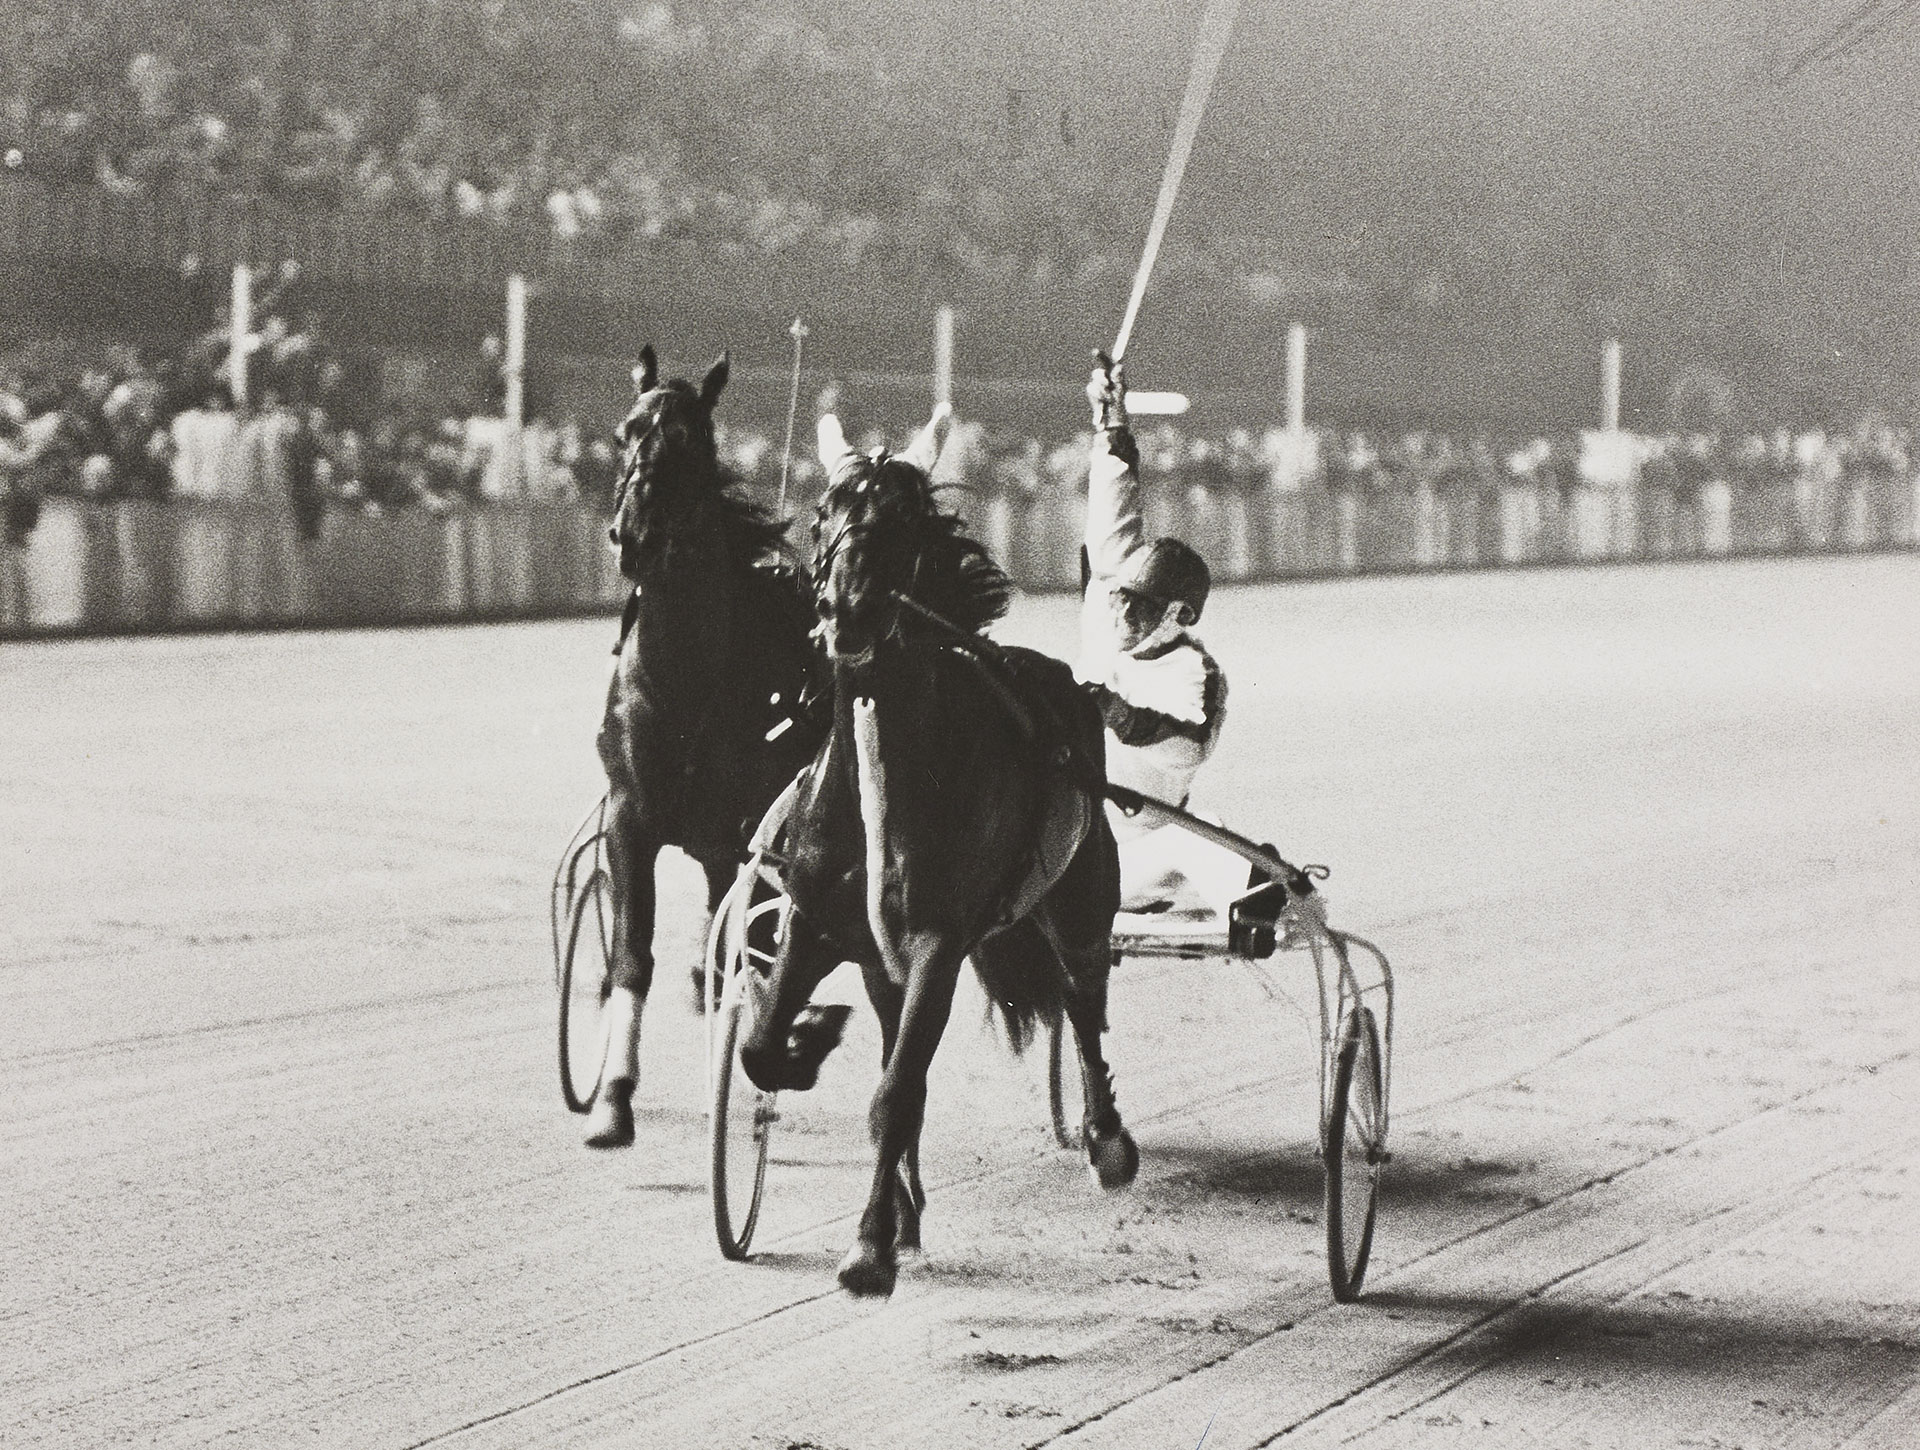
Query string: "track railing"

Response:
xmin=2 ymin=470 xmax=1914 ymax=637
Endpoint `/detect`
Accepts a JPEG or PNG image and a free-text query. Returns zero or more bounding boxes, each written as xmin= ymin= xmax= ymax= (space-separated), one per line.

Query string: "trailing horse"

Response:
xmin=585 ymin=346 xmax=823 ymax=1148
xmin=740 ymin=411 xmax=1138 ymax=1297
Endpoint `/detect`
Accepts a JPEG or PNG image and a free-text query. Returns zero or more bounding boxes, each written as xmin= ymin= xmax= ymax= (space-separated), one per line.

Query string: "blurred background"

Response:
xmin=1 ymin=0 xmax=1917 ymax=632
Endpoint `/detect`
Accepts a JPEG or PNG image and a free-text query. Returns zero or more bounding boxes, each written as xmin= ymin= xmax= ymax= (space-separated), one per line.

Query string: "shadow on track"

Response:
xmin=1361 ymin=1289 xmax=1920 ymax=1390
xmin=1138 ymin=1141 xmax=1547 ymax=1211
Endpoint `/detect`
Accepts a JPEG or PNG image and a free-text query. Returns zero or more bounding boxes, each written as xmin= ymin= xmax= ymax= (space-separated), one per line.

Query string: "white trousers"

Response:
xmin=1108 ymin=804 xmax=1251 ymax=920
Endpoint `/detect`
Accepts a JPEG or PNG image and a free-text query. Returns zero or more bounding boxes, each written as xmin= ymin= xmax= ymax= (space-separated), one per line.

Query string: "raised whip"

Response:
xmin=1111 ymin=0 xmax=1244 ymax=363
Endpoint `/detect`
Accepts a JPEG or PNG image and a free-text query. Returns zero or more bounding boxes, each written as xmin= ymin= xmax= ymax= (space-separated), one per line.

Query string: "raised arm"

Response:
xmin=1083 ymin=355 xmax=1147 ymax=589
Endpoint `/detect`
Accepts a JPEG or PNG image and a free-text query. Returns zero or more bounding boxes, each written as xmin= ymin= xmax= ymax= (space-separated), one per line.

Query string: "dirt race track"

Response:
xmin=5 ymin=554 xmax=1919 ymax=1449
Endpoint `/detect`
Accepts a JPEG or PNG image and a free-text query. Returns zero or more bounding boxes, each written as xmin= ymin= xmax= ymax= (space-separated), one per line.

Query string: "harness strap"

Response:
xmin=890 ymin=592 xmax=1106 ymax=795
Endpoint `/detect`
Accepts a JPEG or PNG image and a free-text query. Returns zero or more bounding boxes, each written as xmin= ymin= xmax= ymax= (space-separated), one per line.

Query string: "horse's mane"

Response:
xmin=711 ymin=467 xmax=797 ymax=569
xmin=822 ymin=456 xmax=1011 ymax=635
xmin=907 ymin=493 xmax=1012 ymax=635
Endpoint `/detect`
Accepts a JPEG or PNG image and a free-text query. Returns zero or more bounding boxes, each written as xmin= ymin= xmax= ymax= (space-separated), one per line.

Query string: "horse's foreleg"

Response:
xmin=839 ymin=943 xmax=962 ymax=1298
xmin=740 ymin=919 xmax=846 ymax=1093
xmin=585 ymin=795 xmax=659 ymax=1149
xmin=860 ymin=963 xmax=924 ymax=1256
xmin=1061 ymin=945 xmax=1138 ymax=1190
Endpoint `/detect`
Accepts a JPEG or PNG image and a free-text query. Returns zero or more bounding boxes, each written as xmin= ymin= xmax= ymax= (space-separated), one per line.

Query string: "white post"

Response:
xmin=504 ymin=274 xmax=527 ymax=429
xmin=1601 ymin=337 xmax=1621 ymax=433
xmin=933 ymin=304 xmax=955 ymax=412
xmin=504 ymin=274 xmax=527 ymax=495
xmin=229 ymin=263 xmax=252 ymax=410
xmin=1285 ymin=322 xmax=1306 ymax=436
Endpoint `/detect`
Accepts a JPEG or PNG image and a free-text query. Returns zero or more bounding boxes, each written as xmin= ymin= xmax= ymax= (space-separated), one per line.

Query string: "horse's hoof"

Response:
xmin=784 ymin=1004 xmax=855 ymax=1090
xmin=836 ymin=1243 xmax=898 ymax=1298
xmin=583 ymin=1079 xmax=635 ymax=1149
xmin=1086 ymin=1125 xmax=1139 ymax=1190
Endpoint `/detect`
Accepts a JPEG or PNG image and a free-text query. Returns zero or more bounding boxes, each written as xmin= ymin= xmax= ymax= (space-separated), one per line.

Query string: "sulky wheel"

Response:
xmin=557 ymin=867 xmax=613 ymax=1114
xmin=1046 ymin=1009 xmax=1084 ymax=1150
xmin=708 ymin=868 xmax=786 ymax=1260
xmin=709 ymin=994 xmax=775 ymax=1260
xmin=1323 ymin=1005 xmax=1385 ymax=1302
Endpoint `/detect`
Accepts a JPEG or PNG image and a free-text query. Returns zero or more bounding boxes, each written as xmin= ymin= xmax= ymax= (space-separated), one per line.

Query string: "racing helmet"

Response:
xmin=1119 ymin=537 xmax=1211 ymax=622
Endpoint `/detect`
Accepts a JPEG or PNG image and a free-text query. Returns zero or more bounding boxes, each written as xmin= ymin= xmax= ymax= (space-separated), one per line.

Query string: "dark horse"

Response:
xmin=741 ymin=420 xmax=1138 ymax=1297
xmin=585 ymin=346 xmax=822 ymax=1148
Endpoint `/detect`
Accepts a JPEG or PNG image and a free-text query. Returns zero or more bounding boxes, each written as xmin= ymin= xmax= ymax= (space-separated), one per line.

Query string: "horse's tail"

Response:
xmin=969 ymin=917 xmax=1065 ymax=1056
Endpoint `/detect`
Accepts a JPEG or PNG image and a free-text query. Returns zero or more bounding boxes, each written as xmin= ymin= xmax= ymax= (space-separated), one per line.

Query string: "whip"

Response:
xmin=1111 ymin=0 xmax=1244 ymax=363
xmin=777 ymin=317 xmax=809 ymax=514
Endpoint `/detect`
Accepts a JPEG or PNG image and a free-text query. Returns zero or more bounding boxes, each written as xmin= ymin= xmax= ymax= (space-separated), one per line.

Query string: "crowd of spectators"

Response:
xmin=0 ymin=0 xmax=1216 ymax=290
xmin=773 ymin=408 xmax=1916 ymax=508
xmin=0 ymin=271 xmax=622 ymax=547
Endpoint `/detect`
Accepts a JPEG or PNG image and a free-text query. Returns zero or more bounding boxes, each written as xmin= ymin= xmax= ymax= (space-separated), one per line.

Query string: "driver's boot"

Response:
xmin=583 ymin=987 xmax=642 ymax=1148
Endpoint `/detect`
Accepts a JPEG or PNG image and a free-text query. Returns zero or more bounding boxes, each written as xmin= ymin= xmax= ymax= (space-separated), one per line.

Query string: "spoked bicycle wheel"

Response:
xmin=557 ymin=868 xmax=612 ymax=1114
xmin=1323 ymin=1005 xmax=1385 ymax=1301
xmin=709 ymin=868 xmax=786 ymax=1260
xmin=1046 ymin=1010 xmax=1084 ymax=1150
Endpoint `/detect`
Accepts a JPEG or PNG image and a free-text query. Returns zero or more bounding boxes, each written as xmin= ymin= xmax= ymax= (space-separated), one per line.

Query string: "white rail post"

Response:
xmin=1601 ymin=337 xmax=1621 ymax=434
xmin=505 ymin=273 xmax=528 ymax=493
xmin=933 ymin=304 xmax=955 ymax=413
xmin=229 ymin=263 xmax=252 ymax=410
xmin=1285 ymin=321 xmax=1306 ymax=437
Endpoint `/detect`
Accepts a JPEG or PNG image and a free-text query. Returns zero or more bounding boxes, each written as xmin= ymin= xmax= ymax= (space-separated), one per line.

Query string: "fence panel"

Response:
xmin=2 ymin=473 xmax=1914 ymax=640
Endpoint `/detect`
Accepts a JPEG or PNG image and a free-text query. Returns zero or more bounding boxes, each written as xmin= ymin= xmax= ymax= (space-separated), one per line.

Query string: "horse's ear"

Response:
xmin=699 ymin=352 xmax=730 ymax=410
xmin=633 ymin=344 xmax=658 ymax=395
xmin=900 ymin=399 xmax=953 ymax=475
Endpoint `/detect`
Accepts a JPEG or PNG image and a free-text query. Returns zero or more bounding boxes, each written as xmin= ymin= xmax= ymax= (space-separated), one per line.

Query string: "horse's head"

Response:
xmin=608 ymin=345 xmax=729 ymax=576
xmin=809 ymin=452 xmax=936 ymax=664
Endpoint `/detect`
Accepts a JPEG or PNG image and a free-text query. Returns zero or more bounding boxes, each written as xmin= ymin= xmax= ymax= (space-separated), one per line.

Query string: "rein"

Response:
xmin=887 ymin=592 xmax=1099 ymax=791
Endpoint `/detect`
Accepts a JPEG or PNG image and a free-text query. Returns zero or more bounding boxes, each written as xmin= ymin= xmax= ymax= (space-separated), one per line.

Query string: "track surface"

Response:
xmin=5 ymin=555 xmax=1918 ymax=1449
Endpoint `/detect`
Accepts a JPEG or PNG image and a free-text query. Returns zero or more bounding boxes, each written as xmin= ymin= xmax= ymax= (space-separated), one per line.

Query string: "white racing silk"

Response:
xmin=1076 ymin=429 xmax=1225 ymax=814
xmin=1105 ymin=632 xmax=1211 ymax=725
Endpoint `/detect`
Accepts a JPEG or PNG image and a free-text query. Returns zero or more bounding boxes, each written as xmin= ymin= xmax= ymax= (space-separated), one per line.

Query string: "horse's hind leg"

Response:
xmin=584 ymin=791 xmax=659 ymax=1149
xmin=1060 ymin=945 xmax=1138 ymax=1190
xmin=1042 ymin=821 xmax=1137 ymax=1189
xmin=840 ymin=943 xmax=964 ymax=1298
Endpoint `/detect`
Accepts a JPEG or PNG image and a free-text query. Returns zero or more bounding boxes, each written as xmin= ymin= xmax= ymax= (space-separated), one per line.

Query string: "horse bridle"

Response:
xmin=810 ymin=453 xmax=930 ymax=648
xmin=609 ymin=388 xmax=668 ymax=526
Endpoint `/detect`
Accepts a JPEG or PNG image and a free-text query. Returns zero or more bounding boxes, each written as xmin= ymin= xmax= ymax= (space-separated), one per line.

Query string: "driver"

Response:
xmin=1075 ymin=355 xmax=1283 ymax=931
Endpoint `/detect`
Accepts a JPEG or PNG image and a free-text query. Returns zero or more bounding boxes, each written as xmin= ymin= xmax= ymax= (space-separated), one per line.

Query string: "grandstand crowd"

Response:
xmin=0 ymin=0 xmax=1156 ymax=289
